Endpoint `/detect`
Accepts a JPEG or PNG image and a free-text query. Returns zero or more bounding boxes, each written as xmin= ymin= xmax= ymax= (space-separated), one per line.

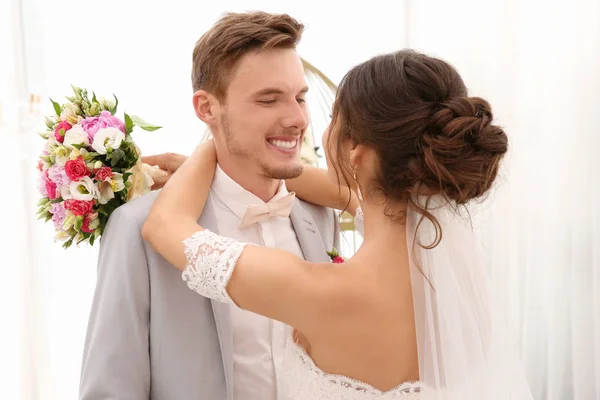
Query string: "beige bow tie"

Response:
xmin=239 ymin=192 xmax=296 ymax=228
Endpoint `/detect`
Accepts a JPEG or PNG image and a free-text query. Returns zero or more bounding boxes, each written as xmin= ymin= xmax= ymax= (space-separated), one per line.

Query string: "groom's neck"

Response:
xmin=217 ymin=158 xmax=280 ymax=202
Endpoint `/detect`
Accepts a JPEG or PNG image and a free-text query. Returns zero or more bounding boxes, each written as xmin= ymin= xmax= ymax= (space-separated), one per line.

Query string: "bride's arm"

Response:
xmin=143 ymin=152 xmax=359 ymax=215
xmin=142 ymin=141 xmax=216 ymax=269
xmin=286 ymin=165 xmax=359 ymax=216
xmin=142 ymin=142 xmax=343 ymax=330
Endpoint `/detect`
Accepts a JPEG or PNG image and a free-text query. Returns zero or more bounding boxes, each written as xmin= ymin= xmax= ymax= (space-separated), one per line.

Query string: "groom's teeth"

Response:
xmin=270 ymin=140 xmax=296 ymax=149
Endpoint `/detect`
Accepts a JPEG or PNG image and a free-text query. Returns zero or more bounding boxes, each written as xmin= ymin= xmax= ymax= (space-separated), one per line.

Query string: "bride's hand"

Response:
xmin=142 ymin=152 xmax=188 ymax=190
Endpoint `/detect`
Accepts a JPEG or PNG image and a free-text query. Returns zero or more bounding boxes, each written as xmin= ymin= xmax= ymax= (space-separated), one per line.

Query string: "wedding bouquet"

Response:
xmin=36 ymin=85 xmax=162 ymax=248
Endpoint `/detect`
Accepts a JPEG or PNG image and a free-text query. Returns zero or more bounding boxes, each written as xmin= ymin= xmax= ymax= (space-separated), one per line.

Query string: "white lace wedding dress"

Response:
xmin=181 ymin=208 xmax=423 ymax=399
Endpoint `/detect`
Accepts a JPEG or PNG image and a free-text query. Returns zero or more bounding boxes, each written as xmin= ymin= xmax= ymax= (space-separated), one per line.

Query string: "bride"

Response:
xmin=142 ymin=49 xmax=534 ymax=399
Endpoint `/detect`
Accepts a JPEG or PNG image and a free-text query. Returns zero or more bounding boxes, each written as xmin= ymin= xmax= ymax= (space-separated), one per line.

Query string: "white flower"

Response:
xmin=127 ymin=162 xmax=156 ymax=201
xmin=60 ymin=103 xmax=81 ymax=124
xmin=92 ymin=127 xmax=125 ymax=155
xmin=69 ymin=176 xmax=99 ymax=201
xmin=60 ymin=185 xmax=72 ymax=200
xmin=98 ymin=173 xmax=125 ymax=204
xmin=98 ymin=96 xmax=116 ymax=111
xmin=63 ymin=125 xmax=90 ymax=148
xmin=53 ymin=146 xmax=70 ymax=166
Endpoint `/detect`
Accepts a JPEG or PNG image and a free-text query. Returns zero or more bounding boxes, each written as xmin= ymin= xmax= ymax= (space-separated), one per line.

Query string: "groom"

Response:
xmin=79 ymin=11 xmax=339 ymax=400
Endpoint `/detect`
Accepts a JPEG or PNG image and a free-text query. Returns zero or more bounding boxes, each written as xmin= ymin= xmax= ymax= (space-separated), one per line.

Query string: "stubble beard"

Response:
xmin=222 ymin=113 xmax=304 ymax=180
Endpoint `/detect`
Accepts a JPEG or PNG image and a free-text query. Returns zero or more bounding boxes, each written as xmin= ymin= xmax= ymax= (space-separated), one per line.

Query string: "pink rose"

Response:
xmin=81 ymin=216 xmax=95 ymax=233
xmin=94 ymin=166 xmax=113 ymax=182
xmin=332 ymin=256 xmax=345 ymax=264
xmin=65 ymin=157 xmax=90 ymax=181
xmin=64 ymin=199 xmax=94 ymax=217
xmin=81 ymin=111 xmax=125 ymax=141
xmin=54 ymin=121 xmax=72 ymax=143
xmin=44 ymin=171 xmax=58 ymax=200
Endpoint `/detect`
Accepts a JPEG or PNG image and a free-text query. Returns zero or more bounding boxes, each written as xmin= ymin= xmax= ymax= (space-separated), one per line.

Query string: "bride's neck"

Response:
xmin=354 ymin=200 xmax=409 ymax=258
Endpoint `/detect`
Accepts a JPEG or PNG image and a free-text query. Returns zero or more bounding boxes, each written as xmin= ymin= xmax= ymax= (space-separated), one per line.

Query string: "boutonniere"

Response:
xmin=326 ymin=247 xmax=345 ymax=263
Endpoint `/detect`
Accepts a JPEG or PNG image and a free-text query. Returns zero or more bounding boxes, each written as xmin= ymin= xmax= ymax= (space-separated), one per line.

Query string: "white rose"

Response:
xmin=92 ymin=127 xmax=125 ymax=155
xmin=69 ymin=176 xmax=99 ymax=201
xmin=63 ymin=125 xmax=90 ymax=148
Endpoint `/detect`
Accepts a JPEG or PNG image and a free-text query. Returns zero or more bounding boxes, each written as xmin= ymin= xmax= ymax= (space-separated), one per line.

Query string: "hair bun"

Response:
xmin=419 ymin=96 xmax=508 ymax=203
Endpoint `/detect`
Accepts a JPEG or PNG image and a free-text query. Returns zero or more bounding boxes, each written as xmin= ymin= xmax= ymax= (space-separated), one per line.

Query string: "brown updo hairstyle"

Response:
xmin=328 ymin=50 xmax=507 ymax=246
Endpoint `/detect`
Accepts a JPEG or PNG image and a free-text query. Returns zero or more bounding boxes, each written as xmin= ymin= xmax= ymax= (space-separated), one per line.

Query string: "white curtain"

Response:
xmin=4 ymin=0 xmax=599 ymax=399
xmin=405 ymin=1 xmax=600 ymax=399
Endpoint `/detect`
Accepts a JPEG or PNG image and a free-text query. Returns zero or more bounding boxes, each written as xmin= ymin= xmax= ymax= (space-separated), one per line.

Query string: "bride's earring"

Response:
xmin=352 ymin=166 xmax=364 ymax=202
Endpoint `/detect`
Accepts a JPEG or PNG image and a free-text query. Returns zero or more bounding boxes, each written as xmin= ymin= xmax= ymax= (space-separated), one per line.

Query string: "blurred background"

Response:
xmin=1 ymin=0 xmax=599 ymax=399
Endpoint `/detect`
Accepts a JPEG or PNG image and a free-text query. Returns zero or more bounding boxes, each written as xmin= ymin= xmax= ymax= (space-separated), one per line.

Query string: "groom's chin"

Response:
xmin=262 ymin=162 xmax=304 ymax=181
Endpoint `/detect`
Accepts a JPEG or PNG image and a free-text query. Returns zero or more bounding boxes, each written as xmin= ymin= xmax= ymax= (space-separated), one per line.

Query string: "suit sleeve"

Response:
xmin=79 ymin=206 xmax=151 ymax=399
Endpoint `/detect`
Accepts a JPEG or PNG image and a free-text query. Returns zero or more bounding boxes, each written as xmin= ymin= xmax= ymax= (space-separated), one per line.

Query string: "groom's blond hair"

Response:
xmin=191 ymin=11 xmax=304 ymax=101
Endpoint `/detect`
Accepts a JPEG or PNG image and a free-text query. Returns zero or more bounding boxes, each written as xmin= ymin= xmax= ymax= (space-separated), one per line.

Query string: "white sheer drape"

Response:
xmin=406 ymin=1 xmax=600 ymax=399
xmin=4 ymin=0 xmax=598 ymax=399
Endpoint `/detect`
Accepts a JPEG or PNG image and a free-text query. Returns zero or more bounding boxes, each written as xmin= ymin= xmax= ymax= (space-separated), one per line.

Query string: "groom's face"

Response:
xmin=215 ymin=48 xmax=309 ymax=180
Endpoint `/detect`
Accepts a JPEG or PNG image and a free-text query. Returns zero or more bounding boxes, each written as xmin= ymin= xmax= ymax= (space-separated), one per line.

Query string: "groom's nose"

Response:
xmin=281 ymin=100 xmax=309 ymax=131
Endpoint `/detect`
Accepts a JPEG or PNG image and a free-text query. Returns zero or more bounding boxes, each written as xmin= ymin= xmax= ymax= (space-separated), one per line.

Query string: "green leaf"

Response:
xmin=92 ymin=91 xmax=98 ymax=103
xmin=124 ymin=113 xmax=133 ymax=134
xmin=130 ymin=115 xmax=162 ymax=132
xmin=37 ymin=197 xmax=49 ymax=206
xmin=49 ymin=98 xmax=62 ymax=116
xmin=75 ymin=216 xmax=83 ymax=231
xmin=63 ymin=238 xmax=74 ymax=249
xmin=110 ymin=149 xmax=126 ymax=167
xmin=326 ymin=247 xmax=339 ymax=258
xmin=89 ymin=234 xmax=95 ymax=246
xmin=110 ymin=94 xmax=119 ymax=114
xmin=44 ymin=214 xmax=53 ymax=222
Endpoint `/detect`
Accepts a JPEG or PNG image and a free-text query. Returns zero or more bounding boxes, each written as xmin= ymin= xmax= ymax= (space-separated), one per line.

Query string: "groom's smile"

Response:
xmin=267 ymin=135 xmax=301 ymax=155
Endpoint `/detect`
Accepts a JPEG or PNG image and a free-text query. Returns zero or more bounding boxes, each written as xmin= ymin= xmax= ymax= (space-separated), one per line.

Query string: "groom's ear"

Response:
xmin=193 ymin=90 xmax=218 ymax=124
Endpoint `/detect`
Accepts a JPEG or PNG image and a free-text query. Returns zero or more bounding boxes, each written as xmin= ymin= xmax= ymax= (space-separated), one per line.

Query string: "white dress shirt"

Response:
xmin=209 ymin=165 xmax=304 ymax=400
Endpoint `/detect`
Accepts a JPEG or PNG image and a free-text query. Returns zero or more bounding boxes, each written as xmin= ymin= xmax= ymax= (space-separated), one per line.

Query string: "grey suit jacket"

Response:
xmin=79 ymin=190 xmax=339 ymax=400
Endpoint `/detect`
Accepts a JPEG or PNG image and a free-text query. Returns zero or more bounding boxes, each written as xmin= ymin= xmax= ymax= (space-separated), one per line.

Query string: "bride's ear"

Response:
xmin=193 ymin=90 xmax=218 ymax=124
xmin=349 ymin=143 xmax=367 ymax=169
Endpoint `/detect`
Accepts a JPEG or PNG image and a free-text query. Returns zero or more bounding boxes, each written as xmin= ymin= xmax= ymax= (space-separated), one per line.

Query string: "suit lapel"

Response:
xmin=290 ymin=199 xmax=331 ymax=263
xmin=199 ymin=203 xmax=234 ymax=400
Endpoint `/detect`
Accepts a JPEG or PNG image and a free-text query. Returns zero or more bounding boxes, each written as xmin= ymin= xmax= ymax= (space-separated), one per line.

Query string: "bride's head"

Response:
xmin=324 ymin=50 xmax=507 ymax=221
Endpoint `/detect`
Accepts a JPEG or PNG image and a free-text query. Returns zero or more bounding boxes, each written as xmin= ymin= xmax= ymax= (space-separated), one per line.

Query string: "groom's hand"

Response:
xmin=142 ymin=152 xmax=188 ymax=190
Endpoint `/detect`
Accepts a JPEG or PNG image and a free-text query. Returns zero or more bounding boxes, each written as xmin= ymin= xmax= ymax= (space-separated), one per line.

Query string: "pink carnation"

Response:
xmin=43 ymin=171 xmax=58 ymax=200
xmin=48 ymin=164 xmax=71 ymax=187
xmin=81 ymin=216 xmax=95 ymax=233
xmin=94 ymin=166 xmax=113 ymax=182
xmin=38 ymin=174 xmax=48 ymax=197
xmin=81 ymin=111 xmax=125 ymax=141
xmin=332 ymin=256 xmax=345 ymax=264
xmin=50 ymin=203 xmax=67 ymax=230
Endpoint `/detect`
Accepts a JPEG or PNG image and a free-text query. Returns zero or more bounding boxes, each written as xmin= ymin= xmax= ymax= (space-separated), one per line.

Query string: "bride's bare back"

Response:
xmin=296 ymin=239 xmax=419 ymax=391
